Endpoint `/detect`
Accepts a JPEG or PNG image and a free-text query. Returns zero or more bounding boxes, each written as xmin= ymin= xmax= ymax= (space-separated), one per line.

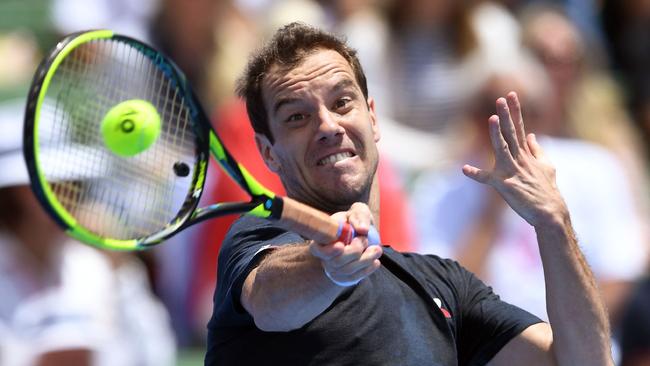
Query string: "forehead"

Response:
xmin=261 ymin=49 xmax=357 ymax=103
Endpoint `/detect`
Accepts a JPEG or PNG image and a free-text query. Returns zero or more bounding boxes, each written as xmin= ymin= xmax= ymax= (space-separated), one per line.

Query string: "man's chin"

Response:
xmin=318 ymin=184 xmax=368 ymax=207
xmin=283 ymin=173 xmax=373 ymax=210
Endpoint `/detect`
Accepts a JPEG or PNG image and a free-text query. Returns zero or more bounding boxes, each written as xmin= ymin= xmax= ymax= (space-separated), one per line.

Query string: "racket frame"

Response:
xmin=24 ymin=30 xmax=357 ymax=251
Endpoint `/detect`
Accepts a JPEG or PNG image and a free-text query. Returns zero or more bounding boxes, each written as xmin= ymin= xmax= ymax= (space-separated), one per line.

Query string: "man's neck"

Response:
xmin=283 ymin=174 xmax=381 ymax=229
xmin=367 ymin=173 xmax=380 ymax=229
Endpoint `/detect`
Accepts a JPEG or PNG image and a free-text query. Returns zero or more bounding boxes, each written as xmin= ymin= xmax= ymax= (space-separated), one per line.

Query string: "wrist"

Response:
xmin=532 ymin=197 xmax=571 ymax=229
xmin=534 ymin=209 xmax=570 ymax=231
xmin=534 ymin=210 xmax=577 ymax=246
xmin=323 ymin=267 xmax=361 ymax=287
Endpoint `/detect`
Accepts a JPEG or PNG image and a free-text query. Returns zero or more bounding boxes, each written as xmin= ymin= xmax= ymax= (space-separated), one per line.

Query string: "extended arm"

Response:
xmin=464 ymin=93 xmax=612 ymax=365
xmin=241 ymin=203 xmax=382 ymax=332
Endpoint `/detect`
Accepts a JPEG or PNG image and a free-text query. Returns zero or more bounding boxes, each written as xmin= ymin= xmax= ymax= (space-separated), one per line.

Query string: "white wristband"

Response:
xmin=323 ymin=267 xmax=361 ymax=287
xmin=322 ymin=225 xmax=381 ymax=287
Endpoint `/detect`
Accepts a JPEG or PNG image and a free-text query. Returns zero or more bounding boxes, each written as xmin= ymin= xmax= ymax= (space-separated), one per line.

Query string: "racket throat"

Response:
xmin=186 ymin=196 xmax=273 ymax=228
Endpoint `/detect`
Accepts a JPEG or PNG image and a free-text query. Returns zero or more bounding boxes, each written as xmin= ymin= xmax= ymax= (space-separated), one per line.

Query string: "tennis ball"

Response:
xmin=101 ymin=99 xmax=161 ymax=157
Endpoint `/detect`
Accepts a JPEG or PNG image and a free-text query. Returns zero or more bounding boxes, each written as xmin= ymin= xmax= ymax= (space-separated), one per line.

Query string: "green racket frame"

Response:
xmin=23 ymin=30 xmax=280 ymax=250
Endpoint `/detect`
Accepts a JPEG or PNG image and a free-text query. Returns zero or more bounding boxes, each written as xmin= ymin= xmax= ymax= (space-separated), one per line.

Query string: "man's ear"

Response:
xmin=255 ymin=133 xmax=280 ymax=172
xmin=367 ymin=97 xmax=380 ymax=142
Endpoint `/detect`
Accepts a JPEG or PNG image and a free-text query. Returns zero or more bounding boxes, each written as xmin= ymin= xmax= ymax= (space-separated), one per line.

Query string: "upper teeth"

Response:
xmin=318 ymin=152 xmax=353 ymax=165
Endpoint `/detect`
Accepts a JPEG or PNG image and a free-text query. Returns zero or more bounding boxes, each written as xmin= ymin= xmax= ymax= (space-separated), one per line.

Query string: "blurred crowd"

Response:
xmin=1 ymin=0 xmax=650 ymax=365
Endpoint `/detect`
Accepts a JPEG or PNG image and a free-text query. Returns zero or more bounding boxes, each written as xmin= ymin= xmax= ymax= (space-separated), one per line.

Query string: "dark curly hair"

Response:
xmin=236 ymin=22 xmax=368 ymax=143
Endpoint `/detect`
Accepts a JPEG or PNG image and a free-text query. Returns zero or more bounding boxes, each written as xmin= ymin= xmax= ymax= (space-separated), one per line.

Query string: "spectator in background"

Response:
xmin=51 ymin=0 xmax=158 ymax=43
xmin=602 ymin=0 xmax=650 ymax=168
xmin=149 ymin=0 xmax=226 ymax=110
xmin=521 ymin=4 xmax=645 ymax=156
xmin=619 ymin=274 xmax=650 ymax=366
xmin=47 ymin=0 xmax=216 ymax=347
xmin=520 ymin=5 xmax=650 ymax=288
xmin=382 ymin=0 xmax=478 ymax=135
xmin=489 ymin=0 xmax=606 ymax=56
xmin=144 ymin=0 xmax=228 ymax=345
xmin=0 ymin=99 xmax=176 ymax=366
xmin=411 ymin=49 xmax=647 ymax=330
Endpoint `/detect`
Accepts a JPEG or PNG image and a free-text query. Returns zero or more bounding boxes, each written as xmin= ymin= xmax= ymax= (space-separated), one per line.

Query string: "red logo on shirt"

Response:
xmin=433 ymin=298 xmax=452 ymax=318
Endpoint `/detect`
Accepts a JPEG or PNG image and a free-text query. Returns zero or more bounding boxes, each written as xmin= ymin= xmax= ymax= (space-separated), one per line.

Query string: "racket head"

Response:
xmin=24 ymin=30 xmax=210 ymax=250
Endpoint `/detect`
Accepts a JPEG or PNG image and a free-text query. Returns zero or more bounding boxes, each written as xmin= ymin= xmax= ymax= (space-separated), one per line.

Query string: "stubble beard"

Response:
xmin=281 ymin=164 xmax=376 ymax=215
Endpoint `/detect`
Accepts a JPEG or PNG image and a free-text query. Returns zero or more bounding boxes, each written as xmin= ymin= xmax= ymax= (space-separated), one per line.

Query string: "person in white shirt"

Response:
xmin=412 ymin=51 xmax=647 ymax=324
xmin=0 ymin=99 xmax=176 ymax=366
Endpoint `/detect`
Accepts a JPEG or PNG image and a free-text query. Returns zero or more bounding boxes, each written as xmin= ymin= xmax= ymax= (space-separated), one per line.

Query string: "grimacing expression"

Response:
xmin=256 ymin=49 xmax=380 ymax=212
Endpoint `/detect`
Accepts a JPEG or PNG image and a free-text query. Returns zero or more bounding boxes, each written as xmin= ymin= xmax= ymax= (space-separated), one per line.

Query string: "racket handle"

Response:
xmin=368 ymin=226 xmax=381 ymax=245
xmin=278 ymin=196 xmax=381 ymax=245
xmin=336 ymin=222 xmax=381 ymax=246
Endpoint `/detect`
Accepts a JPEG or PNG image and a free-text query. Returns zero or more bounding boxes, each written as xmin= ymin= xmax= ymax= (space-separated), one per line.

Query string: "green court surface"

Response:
xmin=177 ymin=348 xmax=204 ymax=366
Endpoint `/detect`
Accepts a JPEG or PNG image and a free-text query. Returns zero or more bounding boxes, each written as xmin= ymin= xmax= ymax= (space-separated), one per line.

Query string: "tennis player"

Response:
xmin=205 ymin=22 xmax=612 ymax=365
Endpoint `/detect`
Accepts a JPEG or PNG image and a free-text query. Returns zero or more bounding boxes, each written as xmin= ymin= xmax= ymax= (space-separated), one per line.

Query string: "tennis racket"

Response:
xmin=23 ymin=30 xmax=377 ymax=250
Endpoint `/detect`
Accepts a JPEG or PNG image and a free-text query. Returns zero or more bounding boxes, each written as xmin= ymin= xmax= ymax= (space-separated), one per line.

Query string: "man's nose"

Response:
xmin=315 ymin=107 xmax=344 ymax=142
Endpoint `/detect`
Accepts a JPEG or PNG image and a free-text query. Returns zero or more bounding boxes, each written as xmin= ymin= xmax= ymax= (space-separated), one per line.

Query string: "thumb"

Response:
xmin=462 ymin=164 xmax=491 ymax=184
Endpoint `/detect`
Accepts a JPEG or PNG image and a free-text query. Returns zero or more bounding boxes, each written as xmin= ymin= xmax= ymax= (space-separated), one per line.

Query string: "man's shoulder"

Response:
xmin=225 ymin=215 xmax=288 ymax=240
xmin=229 ymin=214 xmax=276 ymax=230
xmin=384 ymin=247 xmax=456 ymax=265
xmin=222 ymin=215 xmax=304 ymax=252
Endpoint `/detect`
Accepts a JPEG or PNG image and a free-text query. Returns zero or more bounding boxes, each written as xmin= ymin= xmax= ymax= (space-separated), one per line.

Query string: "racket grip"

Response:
xmin=277 ymin=196 xmax=381 ymax=245
xmin=368 ymin=225 xmax=381 ymax=245
xmin=336 ymin=222 xmax=381 ymax=246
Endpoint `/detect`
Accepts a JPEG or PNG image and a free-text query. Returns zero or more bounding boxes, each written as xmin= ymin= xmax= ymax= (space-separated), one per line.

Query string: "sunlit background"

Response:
xmin=1 ymin=0 xmax=649 ymax=365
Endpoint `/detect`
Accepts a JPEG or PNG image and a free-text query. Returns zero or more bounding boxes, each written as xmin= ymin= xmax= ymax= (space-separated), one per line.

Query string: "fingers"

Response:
xmin=495 ymin=97 xmax=520 ymax=157
xmin=330 ymin=211 xmax=348 ymax=224
xmin=310 ymin=240 xmax=345 ymax=260
xmin=462 ymin=164 xmax=491 ymax=184
xmin=309 ymin=237 xmax=383 ymax=286
xmin=465 ymin=92 xmax=531 ymax=184
xmin=346 ymin=202 xmax=372 ymax=235
xmin=327 ymin=241 xmax=382 ymax=273
xmin=331 ymin=258 xmax=381 ymax=284
xmin=506 ymin=92 xmax=529 ymax=152
xmin=488 ymin=114 xmax=516 ymax=168
xmin=311 ymin=202 xmax=381 ymax=286
xmin=318 ymin=240 xmax=383 ymax=285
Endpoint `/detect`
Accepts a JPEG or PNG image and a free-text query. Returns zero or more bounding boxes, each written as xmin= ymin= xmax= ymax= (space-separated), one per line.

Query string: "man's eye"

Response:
xmin=287 ymin=114 xmax=305 ymax=122
xmin=335 ymin=99 xmax=350 ymax=109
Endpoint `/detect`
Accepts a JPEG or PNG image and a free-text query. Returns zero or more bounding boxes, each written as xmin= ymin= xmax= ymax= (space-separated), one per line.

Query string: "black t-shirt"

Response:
xmin=206 ymin=216 xmax=542 ymax=366
xmin=620 ymin=276 xmax=650 ymax=362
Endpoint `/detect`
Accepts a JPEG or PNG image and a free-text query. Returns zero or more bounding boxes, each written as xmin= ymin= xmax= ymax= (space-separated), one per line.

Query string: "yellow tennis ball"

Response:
xmin=101 ymin=99 xmax=161 ymax=157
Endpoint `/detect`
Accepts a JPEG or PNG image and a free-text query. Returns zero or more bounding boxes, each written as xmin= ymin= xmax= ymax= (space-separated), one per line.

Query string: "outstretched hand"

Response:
xmin=462 ymin=92 xmax=568 ymax=228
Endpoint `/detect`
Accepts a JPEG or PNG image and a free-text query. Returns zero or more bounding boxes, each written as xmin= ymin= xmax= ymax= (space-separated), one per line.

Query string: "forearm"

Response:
xmin=242 ymin=242 xmax=343 ymax=332
xmin=536 ymin=215 xmax=613 ymax=365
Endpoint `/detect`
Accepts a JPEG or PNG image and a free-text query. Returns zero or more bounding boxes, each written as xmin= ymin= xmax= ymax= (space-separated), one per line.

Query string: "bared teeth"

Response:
xmin=318 ymin=152 xmax=353 ymax=165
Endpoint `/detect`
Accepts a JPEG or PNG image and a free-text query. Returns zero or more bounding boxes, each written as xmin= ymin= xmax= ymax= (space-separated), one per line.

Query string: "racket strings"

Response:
xmin=38 ymin=38 xmax=200 ymax=240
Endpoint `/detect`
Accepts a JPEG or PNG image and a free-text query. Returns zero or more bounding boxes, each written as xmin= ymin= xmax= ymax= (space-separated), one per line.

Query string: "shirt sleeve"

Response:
xmin=442 ymin=258 xmax=544 ymax=365
xmin=211 ymin=216 xmax=304 ymax=327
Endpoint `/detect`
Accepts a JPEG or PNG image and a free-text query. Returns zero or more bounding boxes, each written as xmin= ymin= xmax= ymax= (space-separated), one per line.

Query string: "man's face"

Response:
xmin=257 ymin=49 xmax=380 ymax=212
